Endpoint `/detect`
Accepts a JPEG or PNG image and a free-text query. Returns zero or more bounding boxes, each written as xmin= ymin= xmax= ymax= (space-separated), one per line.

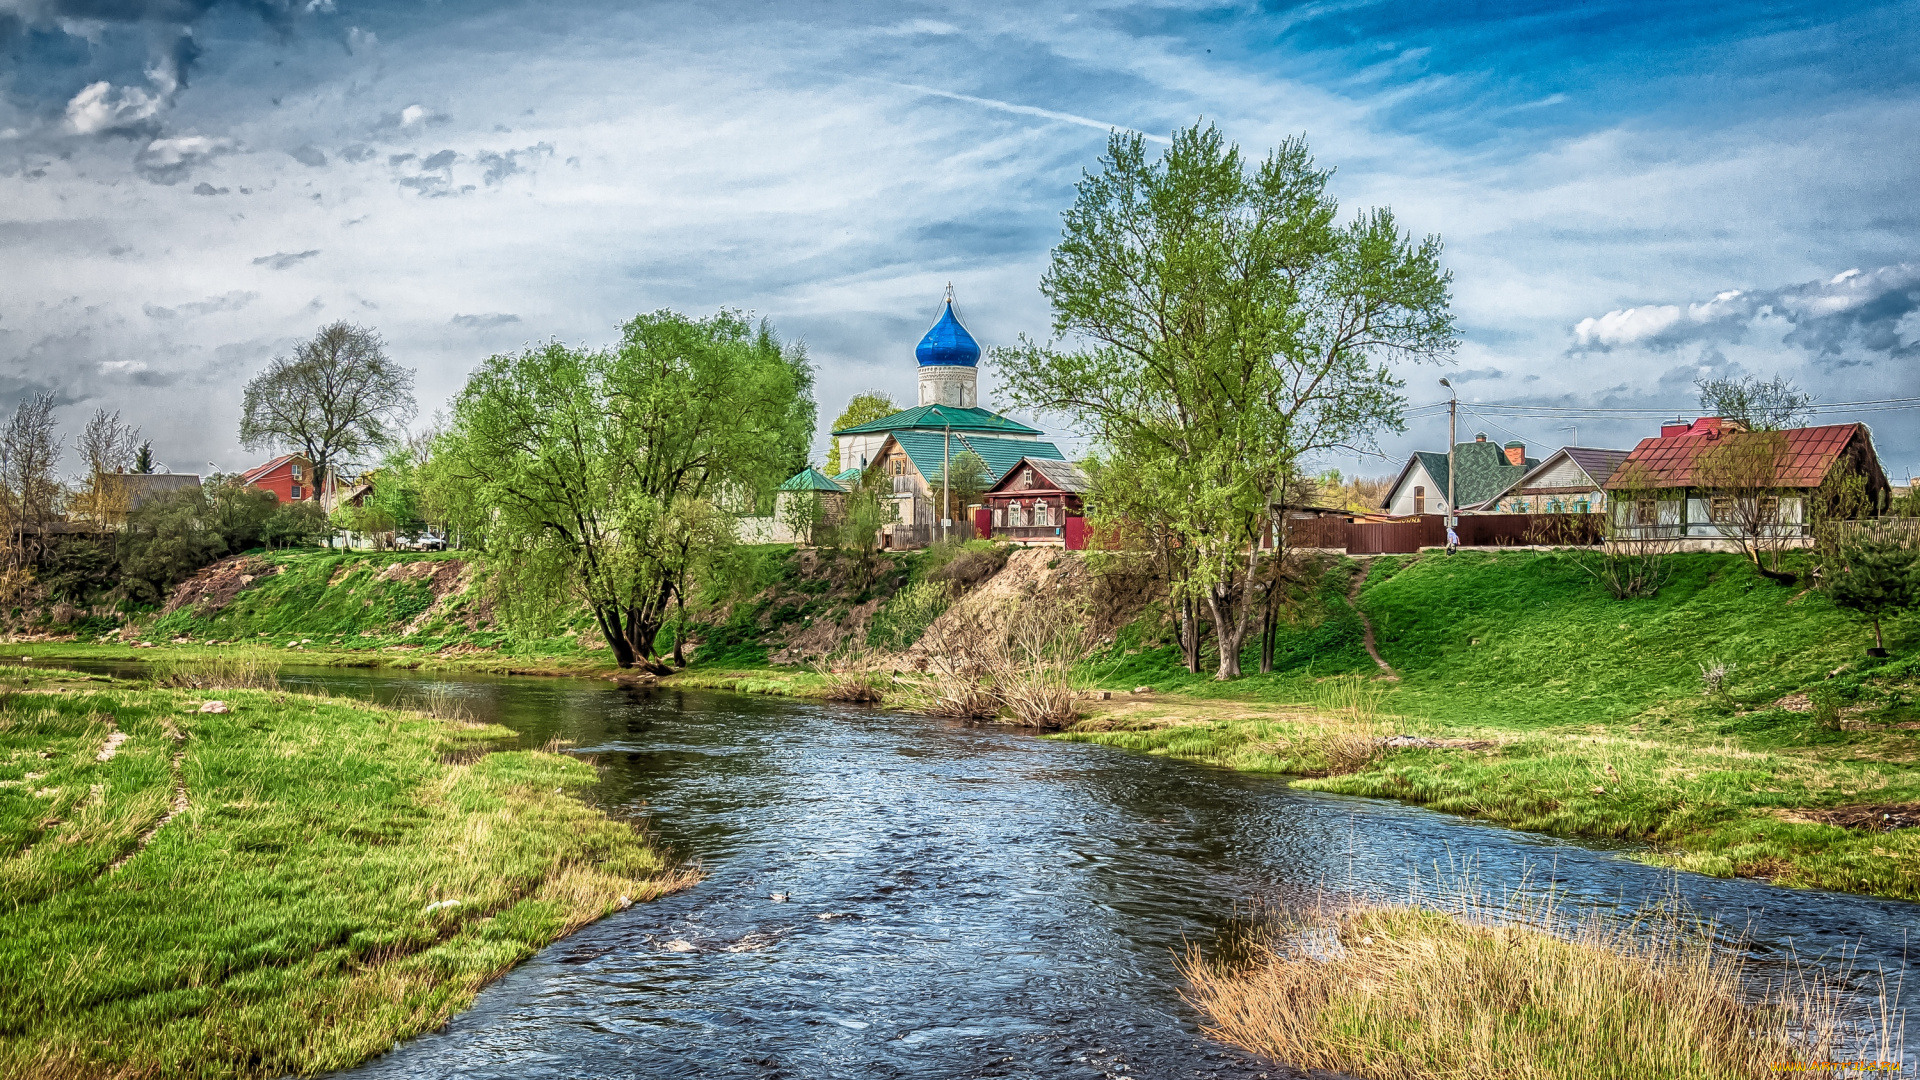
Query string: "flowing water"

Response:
xmin=48 ymin=662 xmax=1920 ymax=1076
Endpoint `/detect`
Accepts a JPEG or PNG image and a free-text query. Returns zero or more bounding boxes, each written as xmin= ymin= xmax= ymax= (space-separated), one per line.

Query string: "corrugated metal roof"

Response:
xmin=1608 ymin=423 xmax=1862 ymax=490
xmin=778 ymin=467 xmax=847 ymax=492
xmin=833 ymin=404 xmax=1040 ymax=437
xmin=986 ymin=457 xmax=1091 ymax=495
xmin=831 ymin=467 xmax=863 ymax=486
xmin=1563 ymin=447 xmax=1632 ymax=486
xmin=889 ymin=430 xmax=1064 ymax=483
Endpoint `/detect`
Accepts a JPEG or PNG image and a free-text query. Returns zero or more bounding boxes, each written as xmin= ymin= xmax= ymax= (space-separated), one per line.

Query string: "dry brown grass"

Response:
xmin=1182 ymin=883 xmax=1901 ymax=1080
xmin=810 ymin=652 xmax=887 ymax=704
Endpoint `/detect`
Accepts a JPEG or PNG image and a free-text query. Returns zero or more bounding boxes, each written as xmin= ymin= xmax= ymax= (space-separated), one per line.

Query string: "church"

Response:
xmin=776 ymin=289 xmax=1068 ymax=537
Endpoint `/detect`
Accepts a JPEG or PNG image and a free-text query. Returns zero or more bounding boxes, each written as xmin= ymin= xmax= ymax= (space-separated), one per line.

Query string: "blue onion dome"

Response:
xmin=915 ymin=292 xmax=981 ymax=367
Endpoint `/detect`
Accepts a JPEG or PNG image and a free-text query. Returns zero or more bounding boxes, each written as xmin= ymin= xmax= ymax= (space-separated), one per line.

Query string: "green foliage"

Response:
xmin=824 ymin=391 xmax=898 ymax=474
xmin=993 ymin=122 xmax=1455 ymax=678
xmin=117 ymin=488 xmax=228 ymax=604
xmin=1826 ymin=527 xmax=1920 ymax=651
xmin=867 ymin=578 xmax=950 ymax=650
xmin=939 ymin=449 xmax=989 ymax=514
xmin=430 ymin=311 xmax=815 ymax=668
xmin=262 ymin=499 xmax=332 ymax=550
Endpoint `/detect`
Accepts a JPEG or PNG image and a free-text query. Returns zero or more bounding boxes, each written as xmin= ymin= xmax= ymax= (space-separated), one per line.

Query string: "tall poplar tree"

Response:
xmin=994 ymin=123 xmax=1455 ymax=679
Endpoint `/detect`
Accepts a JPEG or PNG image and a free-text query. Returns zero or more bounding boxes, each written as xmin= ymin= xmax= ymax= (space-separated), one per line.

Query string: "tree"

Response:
xmin=1695 ymin=373 xmax=1813 ymax=431
xmin=942 ymin=449 xmax=989 ymax=522
xmin=432 ymin=311 xmax=814 ymax=669
xmin=118 ymin=487 xmax=226 ymax=604
xmin=824 ymin=391 xmax=899 ymax=474
xmin=994 ymin=123 xmax=1455 ymax=679
xmin=132 ymin=441 xmax=155 ymax=475
xmin=1693 ymin=429 xmax=1798 ymax=583
xmin=240 ymin=322 xmax=417 ymax=492
xmin=72 ymin=409 xmax=141 ymax=528
xmin=0 ymin=394 xmax=64 ymax=571
xmin=1828 ymin=525 xmax=1920 ymax=654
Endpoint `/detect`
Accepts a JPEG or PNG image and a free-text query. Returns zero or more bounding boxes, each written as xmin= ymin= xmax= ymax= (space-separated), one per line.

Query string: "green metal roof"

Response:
xmin=831 ymin=467 xmax=862 ymax=487
xmin=832 ymin=404 xmax=1040 ymax=437
xmin=887 ymin=430 xmax=1064 ymax=484
xmin=778 ymin=467 xmax=847 ymax=492
xmin=1407 ymin=442 xmax=1539 ymax=507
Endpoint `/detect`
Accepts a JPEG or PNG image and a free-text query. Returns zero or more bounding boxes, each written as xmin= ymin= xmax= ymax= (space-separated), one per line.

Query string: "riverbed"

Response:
xmin=43 ymin=661 xmax=1920 ymax=1076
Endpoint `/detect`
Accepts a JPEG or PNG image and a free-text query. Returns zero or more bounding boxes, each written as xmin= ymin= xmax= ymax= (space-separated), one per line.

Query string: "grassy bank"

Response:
xmin=0 ymin=664 xmax=690 ymax=1078
xmin=1060 ymin=550 xmax=1920 ymax=900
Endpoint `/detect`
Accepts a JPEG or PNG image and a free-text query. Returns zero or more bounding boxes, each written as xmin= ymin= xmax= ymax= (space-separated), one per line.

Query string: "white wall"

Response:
xmin=1385 ymin=460 xmax=1447 ymax=517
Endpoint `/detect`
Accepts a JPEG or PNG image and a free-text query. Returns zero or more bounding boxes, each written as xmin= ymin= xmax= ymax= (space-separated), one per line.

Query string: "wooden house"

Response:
xmin=977 ymin=457 xmax=1091 ymax=548
xmin=1470 ymin=447 xmax=1631 ymax=514
xmin=1604 ymin=419 xmax=1888 ymax=545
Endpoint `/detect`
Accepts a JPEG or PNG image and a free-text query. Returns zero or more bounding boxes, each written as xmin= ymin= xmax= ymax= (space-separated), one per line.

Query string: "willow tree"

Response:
xmin=431 ymin=310 xmax=814 ymax=669
xmin=994 ymin=123 xmax=1455 ymax=679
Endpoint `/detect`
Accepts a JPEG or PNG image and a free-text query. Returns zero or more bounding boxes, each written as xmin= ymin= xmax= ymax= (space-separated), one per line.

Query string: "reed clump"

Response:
xmin=1182 ymin=884 xmax=1893 ymax=1080
xmin=148 ymin=649 xmax=281 ymax=691
xmin=811 ymin=651 xmax=887 ymax=704
xmin=903 ymin=595 xmax=1097 ymax=727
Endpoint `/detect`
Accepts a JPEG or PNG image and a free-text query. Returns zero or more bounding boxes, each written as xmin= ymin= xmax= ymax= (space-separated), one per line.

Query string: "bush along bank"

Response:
xmin=1059 ymin=548 xmax=1920 ymax=901
xmin=0 ymin=662 xmax=694 ymax=1079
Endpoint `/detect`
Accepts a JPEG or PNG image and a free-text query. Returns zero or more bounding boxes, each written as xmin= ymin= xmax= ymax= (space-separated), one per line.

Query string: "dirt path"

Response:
xmin=1347 ymin=559 xmax=1400 ymax=681
xmin=107 ymin=720 xmax=188 ymax=875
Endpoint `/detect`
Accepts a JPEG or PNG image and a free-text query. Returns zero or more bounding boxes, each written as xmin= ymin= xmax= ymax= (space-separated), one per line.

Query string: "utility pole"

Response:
xmin=941 ymin=420 xmax=951 ymax=544
xmin=1440 ymin=379 xmax=1456 ymax=525
xmin=1560 ymin=423 xmax=1578 ymax=447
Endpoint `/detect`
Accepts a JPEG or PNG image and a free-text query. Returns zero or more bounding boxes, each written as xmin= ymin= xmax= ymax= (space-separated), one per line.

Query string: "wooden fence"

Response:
xmin=1283 ymin=513 xmax=1602 ymax=554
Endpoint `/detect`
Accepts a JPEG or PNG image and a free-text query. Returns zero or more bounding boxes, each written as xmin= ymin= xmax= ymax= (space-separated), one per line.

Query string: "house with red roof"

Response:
xmin=238 ymin=454 xmax=317 ymax=504
xmin=1603 ymin=418 xmax=1888 ymax=546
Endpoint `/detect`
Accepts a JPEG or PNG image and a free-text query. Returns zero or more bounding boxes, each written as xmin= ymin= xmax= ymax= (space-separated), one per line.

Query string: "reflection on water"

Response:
xmin=43 ymin=662 xmax=1920 ymax=1076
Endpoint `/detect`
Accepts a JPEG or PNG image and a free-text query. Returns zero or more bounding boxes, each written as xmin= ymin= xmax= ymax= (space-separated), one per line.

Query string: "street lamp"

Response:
xmin=1439 ymin=379 xmax=1456 ymax=526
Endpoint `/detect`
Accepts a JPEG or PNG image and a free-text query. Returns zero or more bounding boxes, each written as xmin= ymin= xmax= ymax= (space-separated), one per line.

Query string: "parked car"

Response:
xmin=396 ymin=532 xmax=447 ymax=552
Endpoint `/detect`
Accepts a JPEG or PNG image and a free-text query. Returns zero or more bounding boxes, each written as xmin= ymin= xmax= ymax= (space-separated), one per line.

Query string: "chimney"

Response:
xmin=1475 ymin=432 xmax=1488 ymax=442
xmin=1660 ymin=418 xmax=1692 ymax=438
xmin=1503 ymin=441 xmax=1525 ymax=466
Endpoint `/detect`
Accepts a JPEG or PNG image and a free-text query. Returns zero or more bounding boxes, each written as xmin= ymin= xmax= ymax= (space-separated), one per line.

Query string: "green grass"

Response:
xmin=1059 ymin=549 xmax=1920 ymax=900
xmin=0 ymin=664 xmax=689 ymax=1078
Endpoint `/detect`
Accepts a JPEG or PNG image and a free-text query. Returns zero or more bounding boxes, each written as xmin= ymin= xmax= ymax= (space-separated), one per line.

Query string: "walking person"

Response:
xmin=1446 ymin=522 xmax=1459 ymax=556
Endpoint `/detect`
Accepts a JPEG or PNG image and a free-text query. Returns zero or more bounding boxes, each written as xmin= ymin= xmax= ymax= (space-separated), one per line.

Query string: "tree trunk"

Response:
xmin=1874 ymin=616 xmax=1884 ymax=652
xmin=671 ymin=591 xmax=688 ymax=667
xmin=1208 ymin=588 xmax=1245 ymax=680
xmin=1259 ymin=583 xmax=1278 ymax=674
xmin=594 ymin=605 xmax=637 ymax=668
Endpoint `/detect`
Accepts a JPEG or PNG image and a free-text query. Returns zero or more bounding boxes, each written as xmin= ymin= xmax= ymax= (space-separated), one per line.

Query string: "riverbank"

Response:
xmin=0 ymin=663 xmax=692 ymax=1079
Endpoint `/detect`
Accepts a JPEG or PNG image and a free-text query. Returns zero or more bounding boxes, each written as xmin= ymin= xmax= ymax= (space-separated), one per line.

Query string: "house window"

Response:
xmin=1036 ymin=499 xmax=1051 ymax=527
xmin=290 ymin=484 xmax=302 ymax=500
xmin=1022 ymin=469 xmax=1035 ymax=490
xmin=1413 ymin=485 xmax=1426 ymax=514
xmin=290 ymin=462 xmax=302 ymax=479
xmin=1011 ymin=500 xmax=1025 ymax=527
xmin=1574 ymin=500 xmax=1590 ymax=514
xmin=893 ymin=459 xmax=905 ymax=477
xmin=1758 ymin=495 xmax=1781 ymax=523
xmin=1709 ymin=495 xmax=1735 ymax=522
xmin=1633 ymin=499 xmax=1656 ymax=526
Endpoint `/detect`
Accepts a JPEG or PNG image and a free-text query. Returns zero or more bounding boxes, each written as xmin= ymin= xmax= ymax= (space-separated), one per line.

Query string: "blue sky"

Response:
xmin=2 ymin=0 xmax=1916 ymax=480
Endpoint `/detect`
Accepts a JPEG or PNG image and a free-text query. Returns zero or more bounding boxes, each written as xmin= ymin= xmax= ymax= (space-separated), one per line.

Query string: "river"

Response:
xmin=52 ymin=662 xmax=1920 ymax=1076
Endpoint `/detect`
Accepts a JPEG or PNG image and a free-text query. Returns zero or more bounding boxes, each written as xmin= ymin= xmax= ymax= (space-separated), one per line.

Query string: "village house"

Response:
xmin=238 ymin=454 xmax=317 ymax=503
xmin=1470 ymin=446 xmax=1631 ymax=514
xmin=977 ymin=457 xmax=1091 ymax=548
xmin=1605 ymin=418 xmax=1889 ymax=546
xmin=1380 ymin=434 xmax=1540 ymax=517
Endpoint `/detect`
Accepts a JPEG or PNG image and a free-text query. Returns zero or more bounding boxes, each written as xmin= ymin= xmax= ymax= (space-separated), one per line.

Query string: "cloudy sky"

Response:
xmin=3 ymin=0 xmax=1917 ymax=480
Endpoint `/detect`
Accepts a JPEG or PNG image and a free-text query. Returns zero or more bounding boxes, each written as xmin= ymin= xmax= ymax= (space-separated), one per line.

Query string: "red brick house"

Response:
xmin=238 ymin=454 xmax=317 ymax=503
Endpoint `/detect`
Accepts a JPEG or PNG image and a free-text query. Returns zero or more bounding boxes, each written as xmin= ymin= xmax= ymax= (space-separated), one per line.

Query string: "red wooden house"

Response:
xmin=238 ymin=454 xmax=317 ymax=503
xmin=975 ymin=457 xmax=1091 ymax=549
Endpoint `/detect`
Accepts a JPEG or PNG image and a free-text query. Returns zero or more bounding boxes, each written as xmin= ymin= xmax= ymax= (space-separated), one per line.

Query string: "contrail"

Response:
xmin=895 ymin=83 xmax=1171 ymax=144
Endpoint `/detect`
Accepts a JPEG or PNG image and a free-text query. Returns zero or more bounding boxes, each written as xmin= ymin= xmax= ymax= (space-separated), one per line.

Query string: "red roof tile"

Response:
xmin=1607 ymin=423 xmax=1862 ymax=490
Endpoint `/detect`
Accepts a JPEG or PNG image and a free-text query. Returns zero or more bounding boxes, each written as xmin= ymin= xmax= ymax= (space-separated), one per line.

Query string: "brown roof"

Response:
xmin=1607 ymin=423 xmax=1864 ymax=490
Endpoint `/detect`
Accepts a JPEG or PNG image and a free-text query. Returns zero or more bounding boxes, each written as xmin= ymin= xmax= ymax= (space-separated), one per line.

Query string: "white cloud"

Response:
xmin=1572 ymin=305 xmax=1681 ymax=348
xmin=65 ymin=80 xmax=163 ymax=135
xmin=133 ymin=134 xmax=236 ymax=183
